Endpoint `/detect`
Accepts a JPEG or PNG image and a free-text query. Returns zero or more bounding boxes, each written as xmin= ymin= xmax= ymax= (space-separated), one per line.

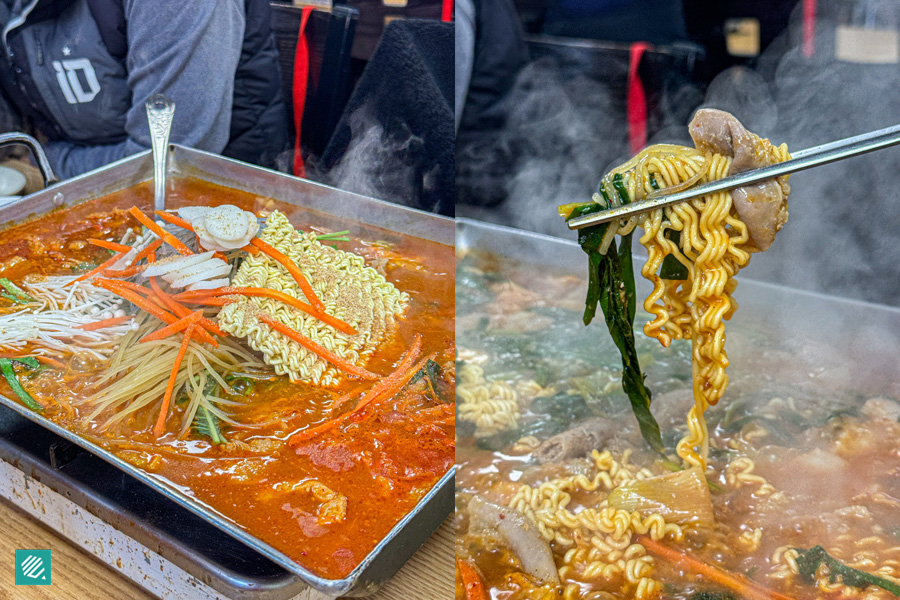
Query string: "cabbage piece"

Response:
xmin=608 ymin=468 xmax=715 ymax=526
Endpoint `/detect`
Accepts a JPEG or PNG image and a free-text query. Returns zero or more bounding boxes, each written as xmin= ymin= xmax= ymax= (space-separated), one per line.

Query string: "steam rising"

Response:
xmin=322 ymin=106 xmax=425 ymax=210
xmin=458 ymin=6 xmax=900 ymax=306
xmin=730 ymin=9 xmax=900 ymax=307
xmin=458 ymin=57 xmax=630 ymax=238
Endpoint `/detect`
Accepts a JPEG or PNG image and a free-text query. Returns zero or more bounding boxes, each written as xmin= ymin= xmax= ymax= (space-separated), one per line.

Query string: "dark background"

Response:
xmin=457 ymin=0 xmax=900 ymax=307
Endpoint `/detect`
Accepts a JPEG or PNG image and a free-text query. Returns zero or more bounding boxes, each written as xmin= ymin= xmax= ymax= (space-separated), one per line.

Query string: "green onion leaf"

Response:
xmin=13 ymin=357 xmax=40 ymax=369
xmin=193 ymin=404 xmax=224 ymax=444
xmin=188 ymin=372 xmax=227 ymax=444
xmin=0 ymin=278 xmax=35 ymax=304
xmin=659 ymin=230 xmax=689 ymax=280
xmin=612 ymin=173 xmax=630 ymax=204
xmin=317 ymin=230 xmax=351 ymax=241
xmin=599 ymin=241 xmax=665 ymax=456
xmin=564 ymin=200 xmax=666 ymax=457
xmin=795 ymin=546 xmax=900 ymax=597
xmin=0 ymin=358 xmax=42 ymax=411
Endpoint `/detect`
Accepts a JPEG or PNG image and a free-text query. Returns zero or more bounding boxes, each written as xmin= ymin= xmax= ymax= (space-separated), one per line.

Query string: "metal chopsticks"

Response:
xmin=567 ymin=122 xmax=900 ymax=230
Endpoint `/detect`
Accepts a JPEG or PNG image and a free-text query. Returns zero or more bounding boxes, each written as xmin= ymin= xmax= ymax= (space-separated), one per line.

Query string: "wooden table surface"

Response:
xmin=0 ymin=498 xmax=453 ymax=600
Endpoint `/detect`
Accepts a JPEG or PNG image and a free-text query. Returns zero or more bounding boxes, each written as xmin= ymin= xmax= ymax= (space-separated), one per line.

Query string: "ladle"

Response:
xmin=146 ymin=94 xmax=175 ymax=212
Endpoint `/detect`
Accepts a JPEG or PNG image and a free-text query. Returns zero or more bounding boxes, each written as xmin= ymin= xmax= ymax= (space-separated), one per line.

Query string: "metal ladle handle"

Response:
xmin=146 ymin=94 xmax=175 ymax=211
xmin=0 ymin=132 xmax=59 ymax=188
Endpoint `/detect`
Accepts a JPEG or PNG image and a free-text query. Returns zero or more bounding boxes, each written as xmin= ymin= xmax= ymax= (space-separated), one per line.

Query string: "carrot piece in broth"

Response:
xmin=153 ymin=323 xmax=196 ymax=438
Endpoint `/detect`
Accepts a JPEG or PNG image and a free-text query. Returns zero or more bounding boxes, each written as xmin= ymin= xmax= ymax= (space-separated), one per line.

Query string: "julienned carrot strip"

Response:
xmin=34 ymin=355 xmax=67 ymax=370
xmin=151 ymin=278 xmax=225 ymax=338
xmin=287 ymin=413 xmax=347 ymax=445
xmin=636 ymin=536 xmax=797 ymax=600
xmin=108 ymin=279 xmax=152 ymax=295
xmin=146 ymin=295 xmax=168 ymax=312
xmin=349 ymin=334 xmax=423 ymax=411
xmin=306 ymin=353 xmax=436 ymax=435
xmin=128 ymin=206 xmax=193 ymax=257
xmin=88 ymin=238 xmax=131 ymax=253
xmin=148 ymin=279 xmax=219 ymax=345
xmin=148 ymin=277 xmax=222 ymax=343
xmin=69 ymin=251 xmax=125 ymax=285
xmin=365 ymin=353 xmax=433 ymax=407
xmin=328 ymin=384 xmax=369 ymax=416
xmin=229 ymin=286 xmax=354 ymax=334
xmin=456 ymin=559 xmax=489 ymax=600
xmin=140 ymin=311 xmax=203 ymax=343
xmin=179 ymin=297 xmax=232 ymax=306
xmin=249 ymin=237 xmax=324 ymax=312
xmin=153 ymin=323 xmax=196 ymax=438
xmin=257 ymin=313 xmax=377 ymax=380
xmin=288 ymin=334 xmax=422 ymax=445
xmin=241 ymin=244 xmax=260 ymax=255
xmin=75 ymin=314 xmax=133 ymax=331
xmin=175 ymin=286 xmax=356 ymax=336
xmin=102 ymin=264 xmax=148 ymax=278
xmin=95 ymin=279 xmax=177 ymax=325
xmin=129 ymin=238 xmax=163 ymax=266
xmin=154 ymin=210 xmax=194 ymax=231
xmin=149 ymin=277 xmax=193 ymax=318
xmin=97 ymin=280 xmax=213 ymax=348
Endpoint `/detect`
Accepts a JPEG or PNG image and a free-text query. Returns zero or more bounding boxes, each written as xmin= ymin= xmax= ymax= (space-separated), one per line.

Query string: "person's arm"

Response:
xmin=43 ymin=0 xmax=245 ymax=179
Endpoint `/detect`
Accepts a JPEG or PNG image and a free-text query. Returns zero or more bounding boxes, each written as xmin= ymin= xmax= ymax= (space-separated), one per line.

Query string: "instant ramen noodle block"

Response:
xmin=218 ymin=210 xmax=409 ymax=385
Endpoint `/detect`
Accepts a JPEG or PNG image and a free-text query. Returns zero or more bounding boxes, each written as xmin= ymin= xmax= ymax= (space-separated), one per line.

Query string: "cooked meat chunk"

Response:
xmin=468 ymin=496 xmax=560 ymax=585
xmin=689 ymin=108 xmax=790 ymax=251
xmin=535 ymin=417 xmax=617 ymax=464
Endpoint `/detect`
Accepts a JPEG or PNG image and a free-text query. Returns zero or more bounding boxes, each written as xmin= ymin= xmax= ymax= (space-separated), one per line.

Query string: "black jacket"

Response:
xmin=0 ymin=0 xmax=287 ymax=176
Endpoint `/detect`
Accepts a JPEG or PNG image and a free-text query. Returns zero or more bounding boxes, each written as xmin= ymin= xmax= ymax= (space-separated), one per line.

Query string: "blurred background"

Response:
xmin=456 ymin=0 xmax=900 ymax=307
xmin=1 ymin=0 xmax=454 ymax=215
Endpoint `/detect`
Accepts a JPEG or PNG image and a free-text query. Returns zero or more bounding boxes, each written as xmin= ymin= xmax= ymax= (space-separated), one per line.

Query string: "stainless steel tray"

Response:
xmin=0 ymin=405 xmax=307 ymax=600
xmin=0 ymin=145 xmax=455 ymax=597
xmin=457 ymin=217 xmax=900 ymax=397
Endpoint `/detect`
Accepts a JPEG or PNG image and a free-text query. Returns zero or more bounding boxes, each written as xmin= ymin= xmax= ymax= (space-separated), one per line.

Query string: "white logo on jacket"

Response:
xmin=51 ymin=59 xmax=100 ymax=104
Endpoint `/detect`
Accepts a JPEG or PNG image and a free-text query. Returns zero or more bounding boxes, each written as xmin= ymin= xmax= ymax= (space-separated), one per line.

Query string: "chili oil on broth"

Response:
xmin=455 ymin=248 xmax=900 ymax=600
xmin=0 ymin=178 xmax=455 ymax=579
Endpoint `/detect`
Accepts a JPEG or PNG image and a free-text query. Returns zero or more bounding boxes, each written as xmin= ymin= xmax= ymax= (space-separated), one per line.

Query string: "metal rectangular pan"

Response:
xmin=0 ymin=405 xmax=308 ymax=600
xmin=0 ymin=145 xmax=455 ymax=597
xmin=457 ymin=217 xmax=900 ymax=394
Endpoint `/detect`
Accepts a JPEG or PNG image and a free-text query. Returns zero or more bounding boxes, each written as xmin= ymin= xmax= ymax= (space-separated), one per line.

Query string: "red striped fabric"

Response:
xmin=627 ymin=42 xmax=651 ymax=155
xmin=292 ymin=7 xmax=315 ymax=177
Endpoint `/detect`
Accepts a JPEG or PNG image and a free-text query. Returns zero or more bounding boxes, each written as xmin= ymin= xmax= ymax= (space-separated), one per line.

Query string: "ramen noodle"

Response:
xmin=566 ymin=109 xmax=791 ymax=468
xmin=0 ymin=179 xmax=454 ymax=579
xmin=456 ymin=244 xmax=900 ymax=600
